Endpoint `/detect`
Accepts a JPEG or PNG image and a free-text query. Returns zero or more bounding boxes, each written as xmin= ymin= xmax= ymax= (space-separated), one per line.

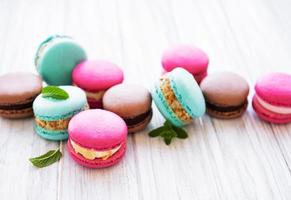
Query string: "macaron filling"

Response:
xmin=70 ymin=139 xmax=122 ymax=160
xmin=34 ymin=35 xmax=71 ymax=67
xmin=124 ymin=109 xmax=153 ymax=126
xmin=0 ymin=99 xmax=34 ymax=110
xmin=35 ymin=117 xmax=71 ymax=131
xmin=256 ymin=95 xmax=291 ymax=114
xmin=206 ymin=100 xmax=248 ymax=113
xmin=160 ymin=76 xmax=192 ymax=123
xmin=85 ymin=90 xmax=105 ymax=101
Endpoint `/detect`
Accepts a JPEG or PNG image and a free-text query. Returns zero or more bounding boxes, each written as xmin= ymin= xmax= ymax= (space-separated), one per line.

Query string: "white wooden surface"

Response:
xmin=0 ymin=0 xmax=291 ymax=199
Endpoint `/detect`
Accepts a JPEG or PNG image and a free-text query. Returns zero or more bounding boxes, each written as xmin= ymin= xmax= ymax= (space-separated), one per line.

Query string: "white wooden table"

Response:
xmin=1 ymin=0 xmax=291 ymax=199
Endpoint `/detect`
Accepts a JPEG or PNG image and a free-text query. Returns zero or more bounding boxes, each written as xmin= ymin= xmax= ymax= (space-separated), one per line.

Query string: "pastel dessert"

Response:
xmin=161 ymin=44 xmax=209 ymax=84
xmin=252 ymin=73 xmax=291 ymax=124
xmin=72 ymin=60 xmax=124 ymax=108
xmin=67 ymin=109 xmax=128 ymax=168
xmin=152 ymin=67 xmax=205 ymax=127
xmin=103 ymin=84 xmax=152 ymax=133
xmin=33 ymin=86 xmax=88 ymax=141
xmin=35 ymin=35 xmax=87 ymax=85
xmin=0 ymin=72 xmax=42 ymax=118
xmin=200 ymin=72 xmax=249 ymax=119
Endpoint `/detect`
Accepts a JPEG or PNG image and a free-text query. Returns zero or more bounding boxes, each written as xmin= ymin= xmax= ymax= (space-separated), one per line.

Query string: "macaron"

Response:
xmin=0 ymin=72 xmax=42 ymax=118
xmin=72 ymin=60 xmax=124 ymax=108
xmin=252 ymin=73 xmax=291 ymax=124
xmin=67 ymin=109 xmax=128 ymax=168
xmin=103 ymin=84 xmax=152 ymax=133
xmin=200 ymin=72 xmax=249 ymax=119
xmin=161 ymin=44 xmax=209 ymax=84
xmin=33 ymin=86 xmax=88 ymax=141
xmin=35 ymin=35 xmax=87 ymax=85
xmin=152 ymin=67 xmax=205 ymax=127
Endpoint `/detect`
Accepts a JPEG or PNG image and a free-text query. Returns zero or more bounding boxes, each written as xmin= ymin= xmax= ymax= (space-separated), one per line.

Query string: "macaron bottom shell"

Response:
xmin=34 ymin=124 xmax=69 ymax=141
xmin=252 ymin=95 xmax=291 ymax=124
xmin=127 ymin=110 xmax=153 ymax=133
xmin=0 ymin=107 xmax=33 ymax=119
xmin=206 ymin=101 xmax=248 ymax=119
xmin=67 ymin=141 xmax=126 ymax=168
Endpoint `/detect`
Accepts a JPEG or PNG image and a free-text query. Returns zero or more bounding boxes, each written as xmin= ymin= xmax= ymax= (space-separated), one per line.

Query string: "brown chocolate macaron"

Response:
xmin=0 ymin=72 xmax=42 ymax=118
xmin=200 ymin=72 xmax=249 ymax=119
xmin=103 ymin=84 xmax=152 ymax=133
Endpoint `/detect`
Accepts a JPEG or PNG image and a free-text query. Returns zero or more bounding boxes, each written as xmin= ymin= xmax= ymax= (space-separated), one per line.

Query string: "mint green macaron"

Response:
xmin=152 ymin=67 xmax=206 ymax=127
xmin=35 ymin=35 xmax=87 ymax=85
xmin=33 ymin=86 xmax=88 ymax=141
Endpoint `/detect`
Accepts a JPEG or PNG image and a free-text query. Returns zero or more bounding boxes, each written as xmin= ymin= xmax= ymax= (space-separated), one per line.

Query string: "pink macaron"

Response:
xmin=72 ymin=60 xmax=124 ymax=108
xmin=67 ymin=109 xmax=128 ymax=168
xmin=161 ymin=44 xmax=209 ymax=84
xmin=252 ymin=73 xmax=291 ymax=124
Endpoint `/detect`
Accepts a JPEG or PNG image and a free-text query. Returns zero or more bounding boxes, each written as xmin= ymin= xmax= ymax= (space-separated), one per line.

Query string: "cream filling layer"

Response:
xmin=257 ymin=96 xmax=291 ymax=114
xmin=85 ymin=90 xmax=105 ymax=101
xmin=70 ymin=140 xmax=121 ymax=160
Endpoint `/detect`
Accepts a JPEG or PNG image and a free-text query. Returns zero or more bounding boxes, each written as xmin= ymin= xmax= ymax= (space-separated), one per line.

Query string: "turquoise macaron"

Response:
xmin=35 ymin=35 xmax=87 ymax=85
xmin=152 ymin=67 xmax=206 ymax=127
xmin=33 ymin=86 xmax=88 ymax=141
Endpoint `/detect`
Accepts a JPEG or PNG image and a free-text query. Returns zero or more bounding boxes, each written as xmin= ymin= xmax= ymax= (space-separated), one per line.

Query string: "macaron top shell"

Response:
xmin=0 ymin=72 xmax=42 ymax=104
xmin=168 ymin=68 xmax=206 ymax=117
xmin=162 ymin=44 xmax=209 ymax=74
xmin=36 ymin=35 xmax=87 ymax=85
xmin=68 ymin=109 xmax=127 ymax=150
xmin=33 ymin=86 xmax=87 ymax=120
xmin=72 ymin=60 xmax=124 ymax=91
xmin=200 ymin=72 xmax=249 ymax=106
xmin=103 ymin=84 xmax=152 ymax=117
xmin=255 ymin=73 xmax=291 ymax=107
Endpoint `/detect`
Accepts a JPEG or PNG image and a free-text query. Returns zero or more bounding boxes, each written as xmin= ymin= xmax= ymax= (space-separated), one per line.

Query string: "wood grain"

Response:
xmin=0 ymin=0 xmax=291 ymax=199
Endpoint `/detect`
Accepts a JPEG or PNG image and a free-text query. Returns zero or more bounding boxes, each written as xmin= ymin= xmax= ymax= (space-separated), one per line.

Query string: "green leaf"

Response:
xmin=148 ymin=126 xmax=167 ymax=137
xmin=161 ymin=129 xmax=177 ymax=138
xmin=42 ymin=86 xmax=69 ymax=100
xmin=173 ymin=126 xmax=188 ymax=139
xmin=29 ymin=149 xmax=62 ymax=168
xmin=163 ymin=137 xmax=172 ymax=145
xmin=163 ymin=120 xmax=173 ymax=129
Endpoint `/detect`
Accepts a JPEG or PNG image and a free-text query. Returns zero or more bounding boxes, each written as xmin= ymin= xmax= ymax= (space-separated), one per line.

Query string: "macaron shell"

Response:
xmin=207 ymin=101 xmax=248 ymax=119
xmin=152 ymin=84 xmax=184 ymax=127
xmin=33 ymin=86 xmax=87 ymax=121
xmin=255 ymin=73 xmax=291 ymax=107
xmin=68 ymin=109 xmax=127 ymax=150
xmin=103 ymin=84 xmax=152 ymax=118
xmin=67 ymin=141 xmax=126 ymax=168
xmin=252 ymin=95 xmax=291 ymax=124
xmin=0 ymin=72 xmax=42 ymax=104
xmin=162 ymin=44 xmax=209 ymax=75
xmin=169 ymin=68 xmax=206 ymax=117
xmin=200 ymin=72 xmax=249 ymax=106
xmin=127 ymin=110 xmax=153 ymax=133
xmin=34 ymin=124 xmax=68 ymax=141
xmin=0 ymin=107 xmax=33 ymax=119
xmin=37 ymin=39 xmax=87 ymax=85
xmin=72 ymin=60 xmax=124 ymax=91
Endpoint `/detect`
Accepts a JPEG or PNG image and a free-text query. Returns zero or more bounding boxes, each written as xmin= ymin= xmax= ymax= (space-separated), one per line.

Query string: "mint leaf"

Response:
xmin=149 ymin=127 xmax=167 ymax=137
xmin=42 ymin=86 xmax=69 ymax=100
xmin=173 ymin=127 xmax=188 ymax=139
xmin=148 ymin=120 xmax=189 ymax=146
xmin=164 ymin=137 xmax=172 ymax=145
xmin=29 ymin=149 xmax=62 ymax=168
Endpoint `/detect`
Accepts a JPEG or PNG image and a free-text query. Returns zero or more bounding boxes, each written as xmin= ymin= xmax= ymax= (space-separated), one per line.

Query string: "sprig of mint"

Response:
xmin=42 ymin=86 xmax=69 ymax=100
xmin=149 ymin=120 xmax=188 ymax=145
xmin=29 ymin=148 xmax=62 ymax=168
